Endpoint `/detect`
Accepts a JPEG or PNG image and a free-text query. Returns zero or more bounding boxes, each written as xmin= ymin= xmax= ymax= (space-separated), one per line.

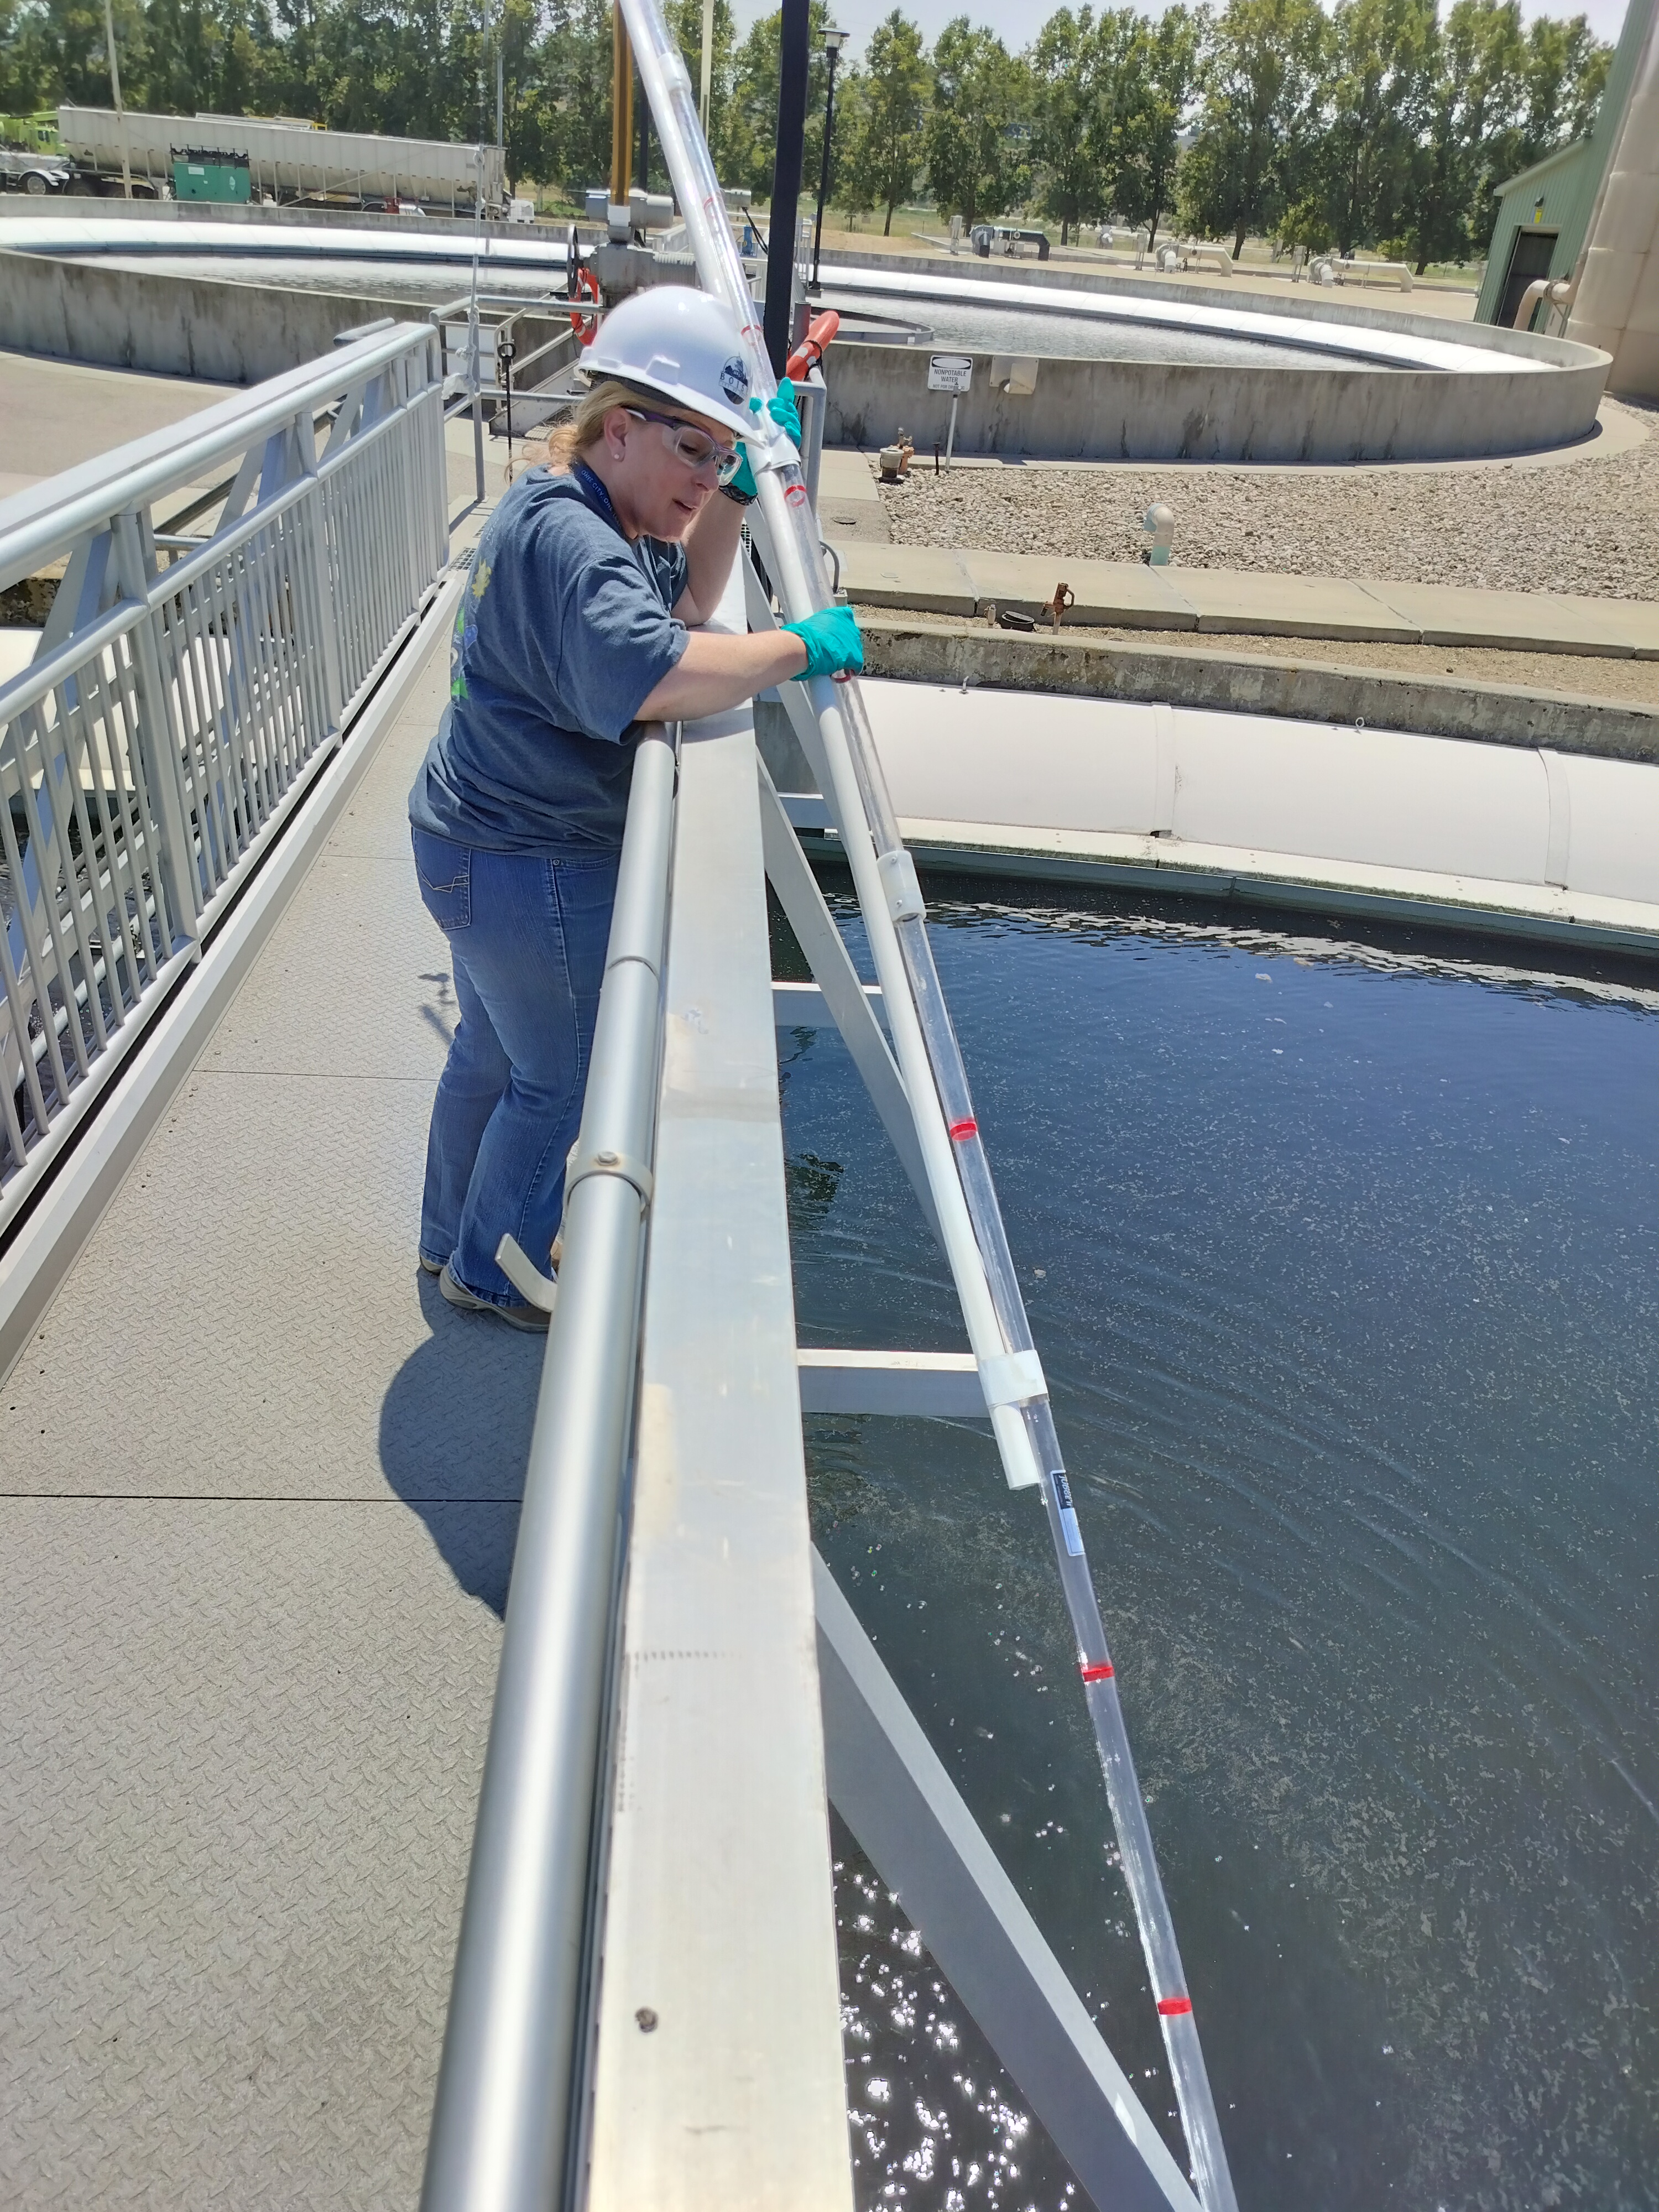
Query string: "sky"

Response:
xmin=729 ymin=0 xmax=1632 ymax=61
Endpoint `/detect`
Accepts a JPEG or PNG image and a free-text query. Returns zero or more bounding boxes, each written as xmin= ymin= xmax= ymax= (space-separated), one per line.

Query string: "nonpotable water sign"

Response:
xmin=927 ymin=353 xmax=973 ymax=394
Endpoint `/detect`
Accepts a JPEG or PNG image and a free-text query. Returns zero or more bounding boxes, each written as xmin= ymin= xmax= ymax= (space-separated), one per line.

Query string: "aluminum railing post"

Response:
xmin=109 ymin=510 xmax=201 ymax=957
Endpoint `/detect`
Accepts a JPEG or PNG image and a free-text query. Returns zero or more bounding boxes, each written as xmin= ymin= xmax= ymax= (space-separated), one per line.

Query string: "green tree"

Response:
xmin=1316 ymin=0 xmax=1436 ymax=254
xmin=1178 ymin=0 xmax=1328 ymax=255
xmin=924 ymin=14 xmax=1026 ymax=229
xmin=841 ymin=7 xmax=927 ymax=234
xmin=1521 ymin=9 xmax=1606 ymax=155
xmin=1110 ymin=2 xmax=1205 ymax=249
xmin=724 ymin=0 xmax=839 ymax=205
xmin=1028 ymin=6 xmax=1105 ymax=243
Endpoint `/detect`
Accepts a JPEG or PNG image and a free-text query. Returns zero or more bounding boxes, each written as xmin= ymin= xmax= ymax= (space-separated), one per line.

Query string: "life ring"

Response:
xmin=570 ymin=263 xmax=602 ymax=346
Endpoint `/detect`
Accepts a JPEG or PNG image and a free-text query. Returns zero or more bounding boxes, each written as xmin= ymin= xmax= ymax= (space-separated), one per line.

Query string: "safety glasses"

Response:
xmin=623 ymin=408 xmax=742 ymax=485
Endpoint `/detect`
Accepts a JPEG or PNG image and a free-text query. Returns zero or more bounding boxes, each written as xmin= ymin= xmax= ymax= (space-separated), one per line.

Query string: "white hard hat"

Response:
xmin=581 ymin=284 xmax=758 ymax=444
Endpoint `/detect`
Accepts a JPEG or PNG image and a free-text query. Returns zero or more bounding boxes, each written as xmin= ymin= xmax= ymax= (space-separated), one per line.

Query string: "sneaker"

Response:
xmin=437 ymin=1259 xmax=551 ymax=1334
xmin=419 ymin=1253 xmax=445 ymax=1276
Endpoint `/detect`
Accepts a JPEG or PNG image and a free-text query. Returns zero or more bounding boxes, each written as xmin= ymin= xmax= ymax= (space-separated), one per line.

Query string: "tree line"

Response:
xmin=0 ymin=0 xmax=1610 ymax=270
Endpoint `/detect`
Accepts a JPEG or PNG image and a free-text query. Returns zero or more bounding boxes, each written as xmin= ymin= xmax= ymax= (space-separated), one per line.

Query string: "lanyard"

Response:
xmin=572 ymin=460 xmax=622 ymax=535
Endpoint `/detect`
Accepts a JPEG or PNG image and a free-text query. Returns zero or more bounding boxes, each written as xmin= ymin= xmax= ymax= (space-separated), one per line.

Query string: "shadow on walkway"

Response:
xmin=378 ymin=1270 xmax=544 ymax=1618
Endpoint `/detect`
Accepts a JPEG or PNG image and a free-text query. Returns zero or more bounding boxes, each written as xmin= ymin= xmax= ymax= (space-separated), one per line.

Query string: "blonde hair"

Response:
xmin=539 ymin=377 xmax=656 ymax=471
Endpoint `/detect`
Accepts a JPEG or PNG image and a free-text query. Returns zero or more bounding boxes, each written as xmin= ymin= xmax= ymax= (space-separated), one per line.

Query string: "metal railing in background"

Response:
xmin=0 ymin=322 xmax=448 ymax=1237
xmin=430 ymin=293 xmax=582 ymax=513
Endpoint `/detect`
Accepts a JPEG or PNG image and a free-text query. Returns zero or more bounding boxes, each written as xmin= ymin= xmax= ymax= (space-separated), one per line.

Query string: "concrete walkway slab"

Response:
xmin=817 ymin=449 xmax=878 ymax=498
xmin=0 ymin=347 xmax=239 ymax=498
xmin=959 ymin=550 xmax=1194 ymax=628
xmin=1167 ymin=569 xmax=1418 ymax=641
xmin=836 ymin=541 xmax=975 ymax=614
xmin=1359 ymin=580 xmax=1654 ymax=658
xmin=0 ymin=637 xmax=543 ymax=2208
xmin=832 ymin=541 xmax=1659 ymax=661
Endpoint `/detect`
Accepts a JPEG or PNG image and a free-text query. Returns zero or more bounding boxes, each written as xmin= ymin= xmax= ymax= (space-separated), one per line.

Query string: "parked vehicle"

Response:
xmin=0 ymin=144 xmax=71 ymax=195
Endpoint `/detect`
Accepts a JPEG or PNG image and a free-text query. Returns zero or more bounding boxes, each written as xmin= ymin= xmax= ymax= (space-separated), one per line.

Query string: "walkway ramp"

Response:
xmin=1 ymin=637 xmax=521 ymax=2204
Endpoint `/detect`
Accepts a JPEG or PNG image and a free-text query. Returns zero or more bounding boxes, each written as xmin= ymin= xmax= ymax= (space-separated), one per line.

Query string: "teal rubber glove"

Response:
xmin=729 ymin=379 xmax=801 ymax=498
xmin=782 ymin=603 xmax=864 ymax=681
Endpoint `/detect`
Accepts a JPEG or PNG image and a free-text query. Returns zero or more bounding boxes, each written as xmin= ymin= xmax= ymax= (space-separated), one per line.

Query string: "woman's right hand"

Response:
xmin=781 ymin=604 xmax=864 ymax=681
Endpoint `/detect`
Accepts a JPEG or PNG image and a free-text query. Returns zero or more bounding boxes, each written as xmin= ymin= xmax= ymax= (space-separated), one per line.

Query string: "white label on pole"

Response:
xmin=927 ymin=352 xmax=973 ymax=393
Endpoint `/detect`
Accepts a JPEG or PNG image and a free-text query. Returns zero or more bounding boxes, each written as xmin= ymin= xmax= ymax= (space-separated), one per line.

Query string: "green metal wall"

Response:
xmin=1477 ymin=142 xmax=1597 ymax=324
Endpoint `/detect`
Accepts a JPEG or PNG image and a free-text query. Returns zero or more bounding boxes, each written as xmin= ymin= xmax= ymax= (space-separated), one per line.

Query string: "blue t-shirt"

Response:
xmin=409 ymin=466 xmax=689 ymax=854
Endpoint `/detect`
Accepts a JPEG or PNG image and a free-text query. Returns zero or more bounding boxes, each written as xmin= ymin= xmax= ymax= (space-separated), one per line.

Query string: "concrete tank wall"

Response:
xmin=0 ymin=247 xmax=414 ymax=382
xmin=821 ymin=337 xmax=1609 ymax=465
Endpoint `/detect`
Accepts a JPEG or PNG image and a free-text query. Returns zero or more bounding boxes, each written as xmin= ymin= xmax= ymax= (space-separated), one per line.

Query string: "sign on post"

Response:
xmin=927 ymin=354 xmax=973 ymax=468
xmin=926 ymin=353 xmax=973 ymax=393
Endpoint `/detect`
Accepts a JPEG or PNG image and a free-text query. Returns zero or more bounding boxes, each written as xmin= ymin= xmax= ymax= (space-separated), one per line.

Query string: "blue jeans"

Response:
xmin=413 ymin=827 xmax=619 ymax=1308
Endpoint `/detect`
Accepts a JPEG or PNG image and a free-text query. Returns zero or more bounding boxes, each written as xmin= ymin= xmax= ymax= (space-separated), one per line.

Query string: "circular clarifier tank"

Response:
xmin=0 ymin=215 xmax=1613 ymax=465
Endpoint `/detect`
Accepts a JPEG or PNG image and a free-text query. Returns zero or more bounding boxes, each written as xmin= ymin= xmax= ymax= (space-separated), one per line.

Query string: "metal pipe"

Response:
xmin=100 ymin=0 xmax=132 ymax=201
xmin=1563 ymin=0 xmax=1659 ymax=335
xmin=810 ymin=33 xmax=842 ymax=288
xmin=419 ymin=726 xmax=677 ymax=2212
xmin=614 ymin=6 xmax=1241 ymax=2205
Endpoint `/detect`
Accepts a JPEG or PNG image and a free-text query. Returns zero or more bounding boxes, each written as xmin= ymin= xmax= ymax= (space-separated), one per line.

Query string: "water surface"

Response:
xmin=778 ymin=887 xmax=1657 ymax=2211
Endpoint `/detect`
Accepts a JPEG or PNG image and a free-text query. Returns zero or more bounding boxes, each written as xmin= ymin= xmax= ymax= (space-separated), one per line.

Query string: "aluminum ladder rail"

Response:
xmin=613 ymin=7 xmax=1240 ymax=2205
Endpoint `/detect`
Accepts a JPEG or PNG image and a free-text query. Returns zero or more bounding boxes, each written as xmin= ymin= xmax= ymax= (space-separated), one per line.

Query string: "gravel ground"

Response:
xmin=877 ymin=399 xmax=1659 ymax=602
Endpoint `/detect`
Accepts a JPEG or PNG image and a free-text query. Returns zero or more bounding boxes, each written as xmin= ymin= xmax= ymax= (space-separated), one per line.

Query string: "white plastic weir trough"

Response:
xmin=773 ymin=682 xmax=1659 ymax=954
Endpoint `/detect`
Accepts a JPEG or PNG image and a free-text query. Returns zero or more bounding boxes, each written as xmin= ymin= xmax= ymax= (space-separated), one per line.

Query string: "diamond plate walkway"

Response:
xmin=0 ymin=633 xmax=538 ymax=2208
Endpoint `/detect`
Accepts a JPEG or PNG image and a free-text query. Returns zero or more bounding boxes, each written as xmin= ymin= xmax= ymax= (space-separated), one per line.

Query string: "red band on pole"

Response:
xmin=948 ymin=1118 xmax=977 ymax=1140
xmin=1080 ymin=1661 xmax=1114 ymax=1682
xmin=1157 ymin=1997 xmax=1193 ymax=2017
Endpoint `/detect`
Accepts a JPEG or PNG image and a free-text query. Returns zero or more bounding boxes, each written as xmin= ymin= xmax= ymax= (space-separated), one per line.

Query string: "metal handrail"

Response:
xmin=1 ymin=324 xmax=448 ymax=1229
xmin=420 ymin=723 xmax=677 ymax=2212
xmin=618 ymin=5 xmax=1241 ymax=2206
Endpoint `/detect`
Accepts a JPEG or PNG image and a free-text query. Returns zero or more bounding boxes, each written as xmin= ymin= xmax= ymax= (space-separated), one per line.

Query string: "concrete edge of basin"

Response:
xmin=857 ymin=617 xmax=1659 ymax=765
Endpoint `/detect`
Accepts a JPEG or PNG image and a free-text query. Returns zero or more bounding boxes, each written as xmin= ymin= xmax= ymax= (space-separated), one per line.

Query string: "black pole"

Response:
xmin=811 ymin=43 xmax=838 ymax=289
xmin=764 ymin=0 xmax=810 ymax=376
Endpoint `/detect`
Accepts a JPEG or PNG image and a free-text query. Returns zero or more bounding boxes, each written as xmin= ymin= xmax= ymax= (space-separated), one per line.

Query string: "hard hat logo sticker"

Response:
xmin=719 ymin=354 xmax=750 ymax=405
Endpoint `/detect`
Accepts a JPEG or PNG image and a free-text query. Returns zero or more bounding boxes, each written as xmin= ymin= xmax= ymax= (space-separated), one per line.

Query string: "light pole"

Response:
xmin=810 ymin=25 xmax=846 ymax=290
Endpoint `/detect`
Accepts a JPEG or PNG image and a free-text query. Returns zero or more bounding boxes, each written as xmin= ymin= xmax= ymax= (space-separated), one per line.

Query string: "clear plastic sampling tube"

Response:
xmin=616 ymin=8 xmax=1237 ymax=2205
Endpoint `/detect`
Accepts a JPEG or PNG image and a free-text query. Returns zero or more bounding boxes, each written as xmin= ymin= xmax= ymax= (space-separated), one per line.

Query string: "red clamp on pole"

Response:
xmin=1157 ymin=1996 xmax=1194 ymax=2017
xmin=1080 ymin=1661 xmax=1114 ymax=1682
xmin=947 ymin=1118 xmax=977 ymax=1140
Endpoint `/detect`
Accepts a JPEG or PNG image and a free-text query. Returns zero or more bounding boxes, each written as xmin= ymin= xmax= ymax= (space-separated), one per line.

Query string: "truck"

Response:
xmin=54 ymin=106 xmax=505 ymax=211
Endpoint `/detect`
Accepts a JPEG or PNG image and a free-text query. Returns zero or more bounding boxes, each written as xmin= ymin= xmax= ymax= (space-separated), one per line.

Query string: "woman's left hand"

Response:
xmin=729 ymin=380 xmax=801 ymax=498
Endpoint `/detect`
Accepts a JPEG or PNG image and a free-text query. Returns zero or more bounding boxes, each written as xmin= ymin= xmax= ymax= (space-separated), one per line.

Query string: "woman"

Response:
xmin=409 ymin=284 xmax=862 ymax=1330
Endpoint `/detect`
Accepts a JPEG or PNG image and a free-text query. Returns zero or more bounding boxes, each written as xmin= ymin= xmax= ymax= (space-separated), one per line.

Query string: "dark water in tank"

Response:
xmin=774 ymin=884 xmax=1658 ymax=2212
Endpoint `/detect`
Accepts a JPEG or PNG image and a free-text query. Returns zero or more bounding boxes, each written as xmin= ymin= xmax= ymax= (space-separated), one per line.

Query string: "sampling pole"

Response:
xmin=613 ymin=3 xmax=1241 ymax=2206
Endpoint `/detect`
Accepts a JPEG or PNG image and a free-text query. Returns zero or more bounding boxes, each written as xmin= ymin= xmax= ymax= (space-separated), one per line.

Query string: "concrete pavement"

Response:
xmin=0 ymin=637 xmax=532 ymax=2210
xmin=826 ymin=534 xmax=1659 ymax=660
